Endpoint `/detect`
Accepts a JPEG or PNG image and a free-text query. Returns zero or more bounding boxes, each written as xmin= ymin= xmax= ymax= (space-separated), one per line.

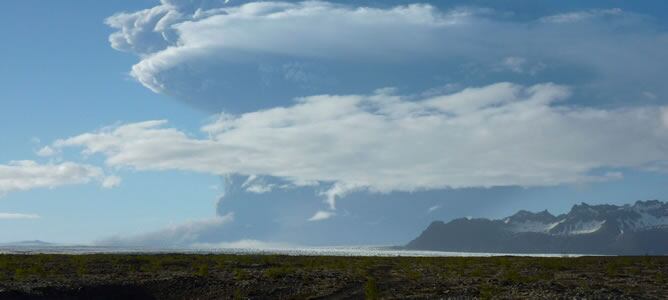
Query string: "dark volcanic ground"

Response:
xmin=0 ymin=254 xmax=667 ymax=299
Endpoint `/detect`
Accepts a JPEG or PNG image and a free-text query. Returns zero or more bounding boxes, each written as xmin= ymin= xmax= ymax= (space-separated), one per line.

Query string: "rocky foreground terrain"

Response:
xmin=0 ymin=254 xmax=667 ymax=299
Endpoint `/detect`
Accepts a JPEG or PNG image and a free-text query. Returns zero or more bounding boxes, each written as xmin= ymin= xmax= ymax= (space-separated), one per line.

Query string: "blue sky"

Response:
xmin=1 ymin=0 xmax=668 ymax=247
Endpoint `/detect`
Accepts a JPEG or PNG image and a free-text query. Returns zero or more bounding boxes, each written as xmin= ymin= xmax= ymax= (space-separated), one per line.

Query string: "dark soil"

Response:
xmin=0 ymin=254 xmax=666 ymax=299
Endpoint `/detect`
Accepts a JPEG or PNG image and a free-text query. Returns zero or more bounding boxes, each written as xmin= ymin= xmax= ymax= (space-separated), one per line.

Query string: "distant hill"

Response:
xmin=406 ymin=200 xmax=668 ymax=255
xmin=0 ymin=240 xmax=54 ymax=247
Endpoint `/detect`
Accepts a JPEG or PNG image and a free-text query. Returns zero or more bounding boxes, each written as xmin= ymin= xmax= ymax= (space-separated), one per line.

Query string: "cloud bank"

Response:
xmin=106 ymin=1 xmax=668 ymax=111
xmin=50 ymin=83 xmax=668 ymax=208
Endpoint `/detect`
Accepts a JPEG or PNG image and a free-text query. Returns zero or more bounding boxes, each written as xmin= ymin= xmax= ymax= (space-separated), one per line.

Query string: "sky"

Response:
xmin=1 ymin=0 xmax=668 ymax=247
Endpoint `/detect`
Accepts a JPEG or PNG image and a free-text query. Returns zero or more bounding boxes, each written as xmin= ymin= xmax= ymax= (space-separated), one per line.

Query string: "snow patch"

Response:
xmin=509 ymin=221 xmax=553 ymax=233
xmin=507 ymin=219 xmax=565 ymax=234
xmin=553 ymin=220 xmax=606 ymax=235
xmin=628 ymin=213 xmax=668 ymax=230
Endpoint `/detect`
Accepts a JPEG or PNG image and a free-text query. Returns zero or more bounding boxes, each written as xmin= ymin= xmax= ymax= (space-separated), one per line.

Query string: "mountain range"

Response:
xmin=406 ymin=200 xmax=668 ymax=255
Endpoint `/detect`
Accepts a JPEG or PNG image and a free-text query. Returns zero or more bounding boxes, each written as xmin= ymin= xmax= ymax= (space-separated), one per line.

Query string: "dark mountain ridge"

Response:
xmin=406 ymin=200 xmax=668 ymax=255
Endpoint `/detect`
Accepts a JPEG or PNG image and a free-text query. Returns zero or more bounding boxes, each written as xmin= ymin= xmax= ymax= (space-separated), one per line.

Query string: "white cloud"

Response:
xmin=500 ymin=56 xmax=528 ymax=73
xmin=102 ymin=175 xmax=122 ymax=189
xmin=105 ymin=4 xmax=176 ymax=55
xmin=0 ymin=213 xmax=40 ymax=220
xmin=497 ymin=57 xmax=545 ymax=75
xmin=98 ymin=212 xmax=235 ymax=247
xmin=245 ymin=184 xmax=273 ymax=194
xmin=320 ymin=182 xmax=359 ymax=210
xmin=108 ymin=1 xmax=461 ymax=58
xmin=241 ymin=175 xmax=274 ymax=194
xmin=51 ymin=82 xmax=668 ymax=207
xmin=661 ymin=107 xmax=668 ymax=129
xmin=36 ymin=146 xmax=55 ymax=157
xmin=0 ymin=160 xmax=111 ymax=196
xmin=428 ymin=205 xmax=441 ymax=213
xmin=115 ymin=1 xmax=465 ymax=99
xmin=106 ymin=2 xmax=668 ymax=110
xmin=308 ymin=210 xmax=336 ymax=222
xmin=540 ymin=8 xmax=623 ymax=24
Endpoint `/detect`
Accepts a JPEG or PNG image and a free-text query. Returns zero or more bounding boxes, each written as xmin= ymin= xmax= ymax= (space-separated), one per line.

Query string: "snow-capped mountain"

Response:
xmin=504 ymin=200 xmax=668 ymax=236
xmin=504 ymin=209 xmax=560 ymax=233
xmin=406 ymin=200 xmax=668 ymax=255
